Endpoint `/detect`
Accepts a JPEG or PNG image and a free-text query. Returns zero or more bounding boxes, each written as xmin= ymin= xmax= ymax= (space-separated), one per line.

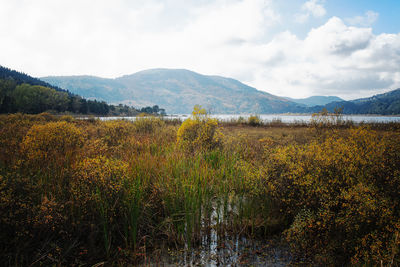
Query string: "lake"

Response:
xmin=99 ymin=114 xmax=400 ymax=123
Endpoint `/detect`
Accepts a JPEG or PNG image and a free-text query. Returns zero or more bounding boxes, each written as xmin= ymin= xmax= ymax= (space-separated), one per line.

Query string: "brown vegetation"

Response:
xmin=0 ymin=111 xmax=399 ymax=266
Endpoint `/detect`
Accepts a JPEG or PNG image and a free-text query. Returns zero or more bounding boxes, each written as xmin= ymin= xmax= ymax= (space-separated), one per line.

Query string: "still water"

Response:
xmin=100 ymin=114 xmax=400 ymax=123
xmin=140 ymin=202 xmax=292 ymax=266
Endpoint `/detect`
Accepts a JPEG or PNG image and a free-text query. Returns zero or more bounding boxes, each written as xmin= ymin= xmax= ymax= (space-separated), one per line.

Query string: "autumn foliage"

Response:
xmin=0 ymin=111 xmax=399 ymax=265
xmin=177 ymin=105 xmax=222 ymax=151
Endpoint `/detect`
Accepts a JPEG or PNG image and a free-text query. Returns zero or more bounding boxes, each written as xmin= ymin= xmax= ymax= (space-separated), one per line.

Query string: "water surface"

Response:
xmin=99 ymin=114 xmax=400 ymax=123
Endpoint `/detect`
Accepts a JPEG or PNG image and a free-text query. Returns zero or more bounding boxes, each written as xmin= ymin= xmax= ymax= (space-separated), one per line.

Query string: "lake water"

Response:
xmin=100 ymin=114 xmax=400 ymax=123
xmin=140 ymin=201 xmax=292 ymax=266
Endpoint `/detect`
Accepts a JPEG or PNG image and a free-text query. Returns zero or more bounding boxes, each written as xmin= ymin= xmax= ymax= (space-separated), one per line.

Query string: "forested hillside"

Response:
xmin=43 ymin=69 xmax=305 ymax=114
xmin=43 ymin=68 xmax=400 ymax=115
xmin=0 ymin=66 xmax=163 ymax=116
xmin=309 ymin=88 xmax=400 ymax=115
xmin=0 ymin=66 xmax=66 ymax=92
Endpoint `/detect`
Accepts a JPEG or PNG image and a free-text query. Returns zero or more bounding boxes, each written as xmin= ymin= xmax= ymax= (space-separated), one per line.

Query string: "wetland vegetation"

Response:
xmin=1 ymin=108 xmax=400 ymax=266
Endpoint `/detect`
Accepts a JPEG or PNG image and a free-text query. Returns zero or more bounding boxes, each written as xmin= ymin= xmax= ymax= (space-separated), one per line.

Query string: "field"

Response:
xmin=1 ymin=111 xmax=400 ymax=266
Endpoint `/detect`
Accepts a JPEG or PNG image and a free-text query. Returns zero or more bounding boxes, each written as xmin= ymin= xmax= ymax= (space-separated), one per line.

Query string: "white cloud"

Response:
xmin=0 ymin=0 xmax=280 ymax=77
xmin=248 ymin=17 xmax=400 ymax=99
xmin=304 ymin=17 xmax=373 ymax=55
xmin=295 ymin=0 xmax=326 ymax=23
xmin=303 ymin=0 xmax=326 ymax=17
xmin=345 ymin=11 xmax=379 ymax=27
xmin=0 ymin=1 xmax=399 ymax=100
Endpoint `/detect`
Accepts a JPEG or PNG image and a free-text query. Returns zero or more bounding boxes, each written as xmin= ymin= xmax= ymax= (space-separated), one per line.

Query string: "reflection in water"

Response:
xmin=141 ymin=202 xmax=292 ymax=266
xmin=160 ymin=236 xmax=291 ymax=266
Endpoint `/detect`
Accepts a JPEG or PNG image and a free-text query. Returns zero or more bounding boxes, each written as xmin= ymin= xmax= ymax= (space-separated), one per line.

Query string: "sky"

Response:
xmin=1 ymin=0 xmax=400 ymax=100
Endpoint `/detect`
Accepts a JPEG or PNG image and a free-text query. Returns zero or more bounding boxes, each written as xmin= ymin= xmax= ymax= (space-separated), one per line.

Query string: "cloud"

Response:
xmin=345 ymin=11 xmax=379 ymax=27
xmin=0 ymin=0 xmax=399 ymax=101
xmin=0 ymin=0 xmax=280 ymax=77
xmin=305 ymin=17 xmax=373 ymax=55
xmin=248 ymin=17 xmax=400 ymax=99
xmin=295 ymin=0 xmax=326 ymax=23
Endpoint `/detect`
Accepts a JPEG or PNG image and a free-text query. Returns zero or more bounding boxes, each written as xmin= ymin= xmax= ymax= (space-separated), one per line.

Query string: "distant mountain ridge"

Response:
xmin=286 ymin=96 xmax=344 ymax=107
xmin=310 ymin=88 xmax=400 ymax=115
xmin=42 ymin=68 xmax=400 ymax=115
xmin=43 ymin=69 xmax=304 ymax=114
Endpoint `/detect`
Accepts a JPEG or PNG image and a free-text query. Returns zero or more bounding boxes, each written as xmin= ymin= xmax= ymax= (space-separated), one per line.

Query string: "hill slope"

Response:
xmin=1 ymin=65 xmax=67 ymax=93
xmin=43 ymin=69 xmax=304 ymax=114
xmin=310 ymin=89 xmax=400 ymax=115
xmin=42 ymin=69 xmax=400 ymax=115
xmin=0 ymin=65 xmax=140 ymax=115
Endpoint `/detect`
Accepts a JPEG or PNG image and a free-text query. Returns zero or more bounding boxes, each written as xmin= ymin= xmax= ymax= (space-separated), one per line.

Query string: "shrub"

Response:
xmin=248 ymin=115 xmax=261 ymax=126
xmin=71 ymin=156 xmax=129 ymax=208
xmin=263 ymin=127 xmax=400 ymax=265
xmin=176 ymin=105 xmax=222 ymax=152
xmin=0 ymin=114 xmax=38 ymax=166
xmin=133 ymin=116 xmax=165 ymax=134
xmin=100 ymin=120 xmax=135 ymax=147
xmin=311 ymin=107 xmax=344 ymax=129
xmin=21 ymin=121 xmax=84 ymax=171
xmin=59 ymin=115 xmax=74 ymax=122
xmin=70 ymin=156 xmax=130 ymax=257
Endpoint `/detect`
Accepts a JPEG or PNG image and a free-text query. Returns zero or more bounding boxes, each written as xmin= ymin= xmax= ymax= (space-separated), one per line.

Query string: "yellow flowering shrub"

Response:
xmin=177 ymin=105 xmax=223 ymax=152
xmin=248 ymin=115 xmax=261 ymax=126
xmin=1 ymin=113 xmax=399 ymax=265
xmin=133 ymin=116 xmax=165 ymax=134
xmin=0 ymin=114 xmax=36 ymax=166
xmin=33 ymin=195 xmax=66 ymax=232
xmin=99 ymin=120 xmax=135 ymax=147
xmin=20 ymin=121 xmax=84 ymax=171
xmin=71 ymin=156 xmax=129 ymax=207
xmin=70 ymin=156 xmax=132 ymax=256
xmin=262 ymin=127 xmax=400 ymax=265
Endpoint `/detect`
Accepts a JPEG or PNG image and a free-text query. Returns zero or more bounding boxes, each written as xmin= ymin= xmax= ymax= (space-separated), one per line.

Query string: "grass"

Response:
xmin=0 ymin=112 xmax=399 ymax=266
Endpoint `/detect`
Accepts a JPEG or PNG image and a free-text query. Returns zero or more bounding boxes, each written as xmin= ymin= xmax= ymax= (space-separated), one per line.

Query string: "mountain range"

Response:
xmin=285 ymin=96 xmax=344 ymax=107
xmin=36 ymin=68 xmax=400 ymax=115
xmin=309 ymin=89 xmax=400 ymax=115
xmin=43 ymin=69 xmax=307 ymax=114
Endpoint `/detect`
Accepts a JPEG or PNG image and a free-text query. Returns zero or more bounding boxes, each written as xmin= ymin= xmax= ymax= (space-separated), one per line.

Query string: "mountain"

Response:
xmin=43 ymin=75 xmax=127 ymax=102
xmin=42 ymin=69 xmax=304 ymax=114
xmin=42 ymin=69 xmax=400 ymax=115
xmin=286 ymin=96 xmax=344 ymax=107
xmin=310 ymin=89 xmax=400 ymax=115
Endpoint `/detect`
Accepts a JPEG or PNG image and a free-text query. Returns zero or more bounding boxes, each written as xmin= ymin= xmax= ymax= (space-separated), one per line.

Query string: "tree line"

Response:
xmin=0 ymin=66 xmax=166 ymax=116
